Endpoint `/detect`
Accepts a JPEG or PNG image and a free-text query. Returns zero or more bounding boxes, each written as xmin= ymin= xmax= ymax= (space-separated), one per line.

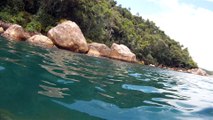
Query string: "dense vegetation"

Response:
xmin=0 ymin=0 xmax=198 ymax=68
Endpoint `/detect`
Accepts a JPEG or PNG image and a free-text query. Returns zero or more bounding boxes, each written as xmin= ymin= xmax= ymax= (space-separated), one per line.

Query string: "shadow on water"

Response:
xmin=0 ymin=37 xmax=213 ymax=120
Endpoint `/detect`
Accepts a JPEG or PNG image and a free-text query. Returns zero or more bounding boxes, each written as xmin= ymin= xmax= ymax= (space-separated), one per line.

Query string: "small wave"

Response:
xmin=122 ymin=84 xmax=161 ymax=93
xmin=0 ymin=66 xmax=5 ymax=71
xmin=57 ymin=79 xmax=75 ymax=84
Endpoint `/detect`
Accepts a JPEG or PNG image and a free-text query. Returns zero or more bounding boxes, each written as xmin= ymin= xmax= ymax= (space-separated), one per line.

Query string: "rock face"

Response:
xmin=88 ymin=42 xmax=111 ymax=57
xmin=87 ymin=46 xmax=101 ymax=57
xmin=109 ymin=43 xmax=137 ymax=62
xmin=2 ymin=24 xmax=30 ymax=41
xmin=0 ymin=20 xmax=12 ymax=30
xmin=27 ymin=35 xmax=54 ymax=48
xmin=48 ymin=21 xmax=88 ymax=53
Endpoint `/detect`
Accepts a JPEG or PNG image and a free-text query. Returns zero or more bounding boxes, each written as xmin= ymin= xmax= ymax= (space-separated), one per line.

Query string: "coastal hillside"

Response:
xmin=0 ymin=0 xmax=197 ymax=68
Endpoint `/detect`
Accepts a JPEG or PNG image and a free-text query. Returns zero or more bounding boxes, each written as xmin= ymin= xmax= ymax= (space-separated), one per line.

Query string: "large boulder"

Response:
xmin=2 ymin=24 xmax=30 ymax=41
xmin=109 ymin=43 xmax=137 ymax=62
xmin=88 ymin=42 xmax=111 ymax=57
xmin=27 ymin=35 xmax=54 ymax=48
xmin=47 ymin=21 xmax=88 ymax=53
xmin=196 ymin=69 xmax=208 ymax=76
xmin=189 ymin=68 xmax=208 ymax=76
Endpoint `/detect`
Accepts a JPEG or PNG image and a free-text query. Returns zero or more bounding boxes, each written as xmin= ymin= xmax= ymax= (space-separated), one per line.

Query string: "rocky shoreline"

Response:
xmin=156 ymin=65 xmax=208 ymax=76
xmin=0 ymin=20 xmax=136 ymax=62
xmin=0 ymin=20 xmax=208 ymax=76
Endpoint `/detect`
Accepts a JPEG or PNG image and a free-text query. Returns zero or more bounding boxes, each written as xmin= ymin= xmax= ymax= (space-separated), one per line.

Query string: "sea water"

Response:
xmin=0 ymin=36 xmax=213 ymax=120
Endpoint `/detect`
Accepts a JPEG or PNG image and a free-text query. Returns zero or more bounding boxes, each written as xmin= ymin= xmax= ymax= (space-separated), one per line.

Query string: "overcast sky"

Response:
xmin=116 ymin=0 xmax=213 ymax=70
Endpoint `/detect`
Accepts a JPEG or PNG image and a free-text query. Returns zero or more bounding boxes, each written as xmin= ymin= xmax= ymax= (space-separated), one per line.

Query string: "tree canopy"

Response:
xmin=0 ymin=0 xmax=198 ymax=68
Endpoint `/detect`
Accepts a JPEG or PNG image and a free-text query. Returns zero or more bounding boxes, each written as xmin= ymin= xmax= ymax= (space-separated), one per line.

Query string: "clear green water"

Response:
xmin=0 ymin=36 xmax=213 ymax=120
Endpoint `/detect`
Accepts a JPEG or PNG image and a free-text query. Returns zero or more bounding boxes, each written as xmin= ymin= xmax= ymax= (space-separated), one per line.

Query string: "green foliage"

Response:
xmin=0 ymin=8 xmax=31 ymax=27
xmin=0 ymin=0 xmax=198 ymax=68
xmin=8 ymin=0 xmax=24 ymax=11
xmin=44 ymin=26 xmax=53 ymax=33
xmin=0 ymin=10 xmax=13 ymax=23
xmin=35 ymin=9 xmax=56 ymax=32
xmin=26 ymin=20 xmax=42 ymax=32
xmin=145 ymin=54 xmax=158 ymax=65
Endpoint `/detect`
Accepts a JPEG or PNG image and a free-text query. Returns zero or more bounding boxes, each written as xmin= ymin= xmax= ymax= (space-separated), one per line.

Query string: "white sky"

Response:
xmin=116 ymin=0 xmax=213 ymax=70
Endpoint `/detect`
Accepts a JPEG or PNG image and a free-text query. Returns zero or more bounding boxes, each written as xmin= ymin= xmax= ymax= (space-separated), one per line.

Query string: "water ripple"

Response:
xmin=122 ymin=84 xmax=161 ymax=93
xmin=0 ymin=66 xmax=5 ymax=71
xmin=1 ymin=37 xmax=213 ymax=120
xmin=38 ymin=85 xmax=70 ymax=98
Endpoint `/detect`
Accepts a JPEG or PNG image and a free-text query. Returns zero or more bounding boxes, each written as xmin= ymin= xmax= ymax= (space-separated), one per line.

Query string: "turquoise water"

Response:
xmin=0 ymin=36 xmax=213 ymax=120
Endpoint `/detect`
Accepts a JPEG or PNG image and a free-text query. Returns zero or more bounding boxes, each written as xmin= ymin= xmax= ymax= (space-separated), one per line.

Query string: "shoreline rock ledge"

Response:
xmin=0 ymin=20 xmax=209 ymax=76
xmin=187 ymin=68 xmax=208 ymax=76
xmin=2 ymin=24 xmax=30 ymax=41
xmin=109 ymin=43 xmax=137 ymax=62
xmin=47 ymin=21 xmax=88 ymax=53
xmin=88 ymin=42 xmax=111 ymax=57
xmin=27 ymin=35 xmax=54 ymax=48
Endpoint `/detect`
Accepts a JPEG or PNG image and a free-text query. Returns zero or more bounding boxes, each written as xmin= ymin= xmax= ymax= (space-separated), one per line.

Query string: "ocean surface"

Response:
xmin=0 ymin=36 xmax=213 ymax=120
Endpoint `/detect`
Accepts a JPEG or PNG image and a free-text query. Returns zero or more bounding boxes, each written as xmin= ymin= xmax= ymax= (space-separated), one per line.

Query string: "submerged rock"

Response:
xmin=109 ymin=43 xmax=136 ymax=62
xmin=0 ymin=109 xmax=14 ymax=120
xmin=48 ymin=21 xmax=88 ymax=53
xmin=2 ymin=24 xmax=30 ymax=41
xmin=27 ymin=34 xmax=54 ymax=48
xmin=88 ymin=42 xmax=111 ymax=57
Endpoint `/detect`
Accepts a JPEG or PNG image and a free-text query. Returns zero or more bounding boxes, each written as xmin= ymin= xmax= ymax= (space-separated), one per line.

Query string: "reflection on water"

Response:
xmin=38 ymin=85 xmax=70 ymax=98
xmin=122 ymin=84 xmax=162 ymax=93
xmin=53 ymin=99 xmax=213 ymax=120
xmin=0 ymin=37 xmax=213 ymax=120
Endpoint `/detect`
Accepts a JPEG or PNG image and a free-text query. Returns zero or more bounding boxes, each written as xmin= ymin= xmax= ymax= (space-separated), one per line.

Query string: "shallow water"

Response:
xmin=0 ymin=36 xmax=213 ymax=120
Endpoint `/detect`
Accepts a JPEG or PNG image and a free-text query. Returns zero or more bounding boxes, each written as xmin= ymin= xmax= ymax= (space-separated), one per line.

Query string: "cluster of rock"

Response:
xmin=1 ymin=24 xmax=30 ymax=41
xmin=0 ymin=20 xmax=208 ymax=76
xmin=187 ymin=68 xmax=208 ymax=76
xmin=0 ymin=20 xmax=136 ymax=63
xmin=157 ymin=65 xmax=208 ymax=76
xmin=87 ymin=42 xmax=136 ymax=62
